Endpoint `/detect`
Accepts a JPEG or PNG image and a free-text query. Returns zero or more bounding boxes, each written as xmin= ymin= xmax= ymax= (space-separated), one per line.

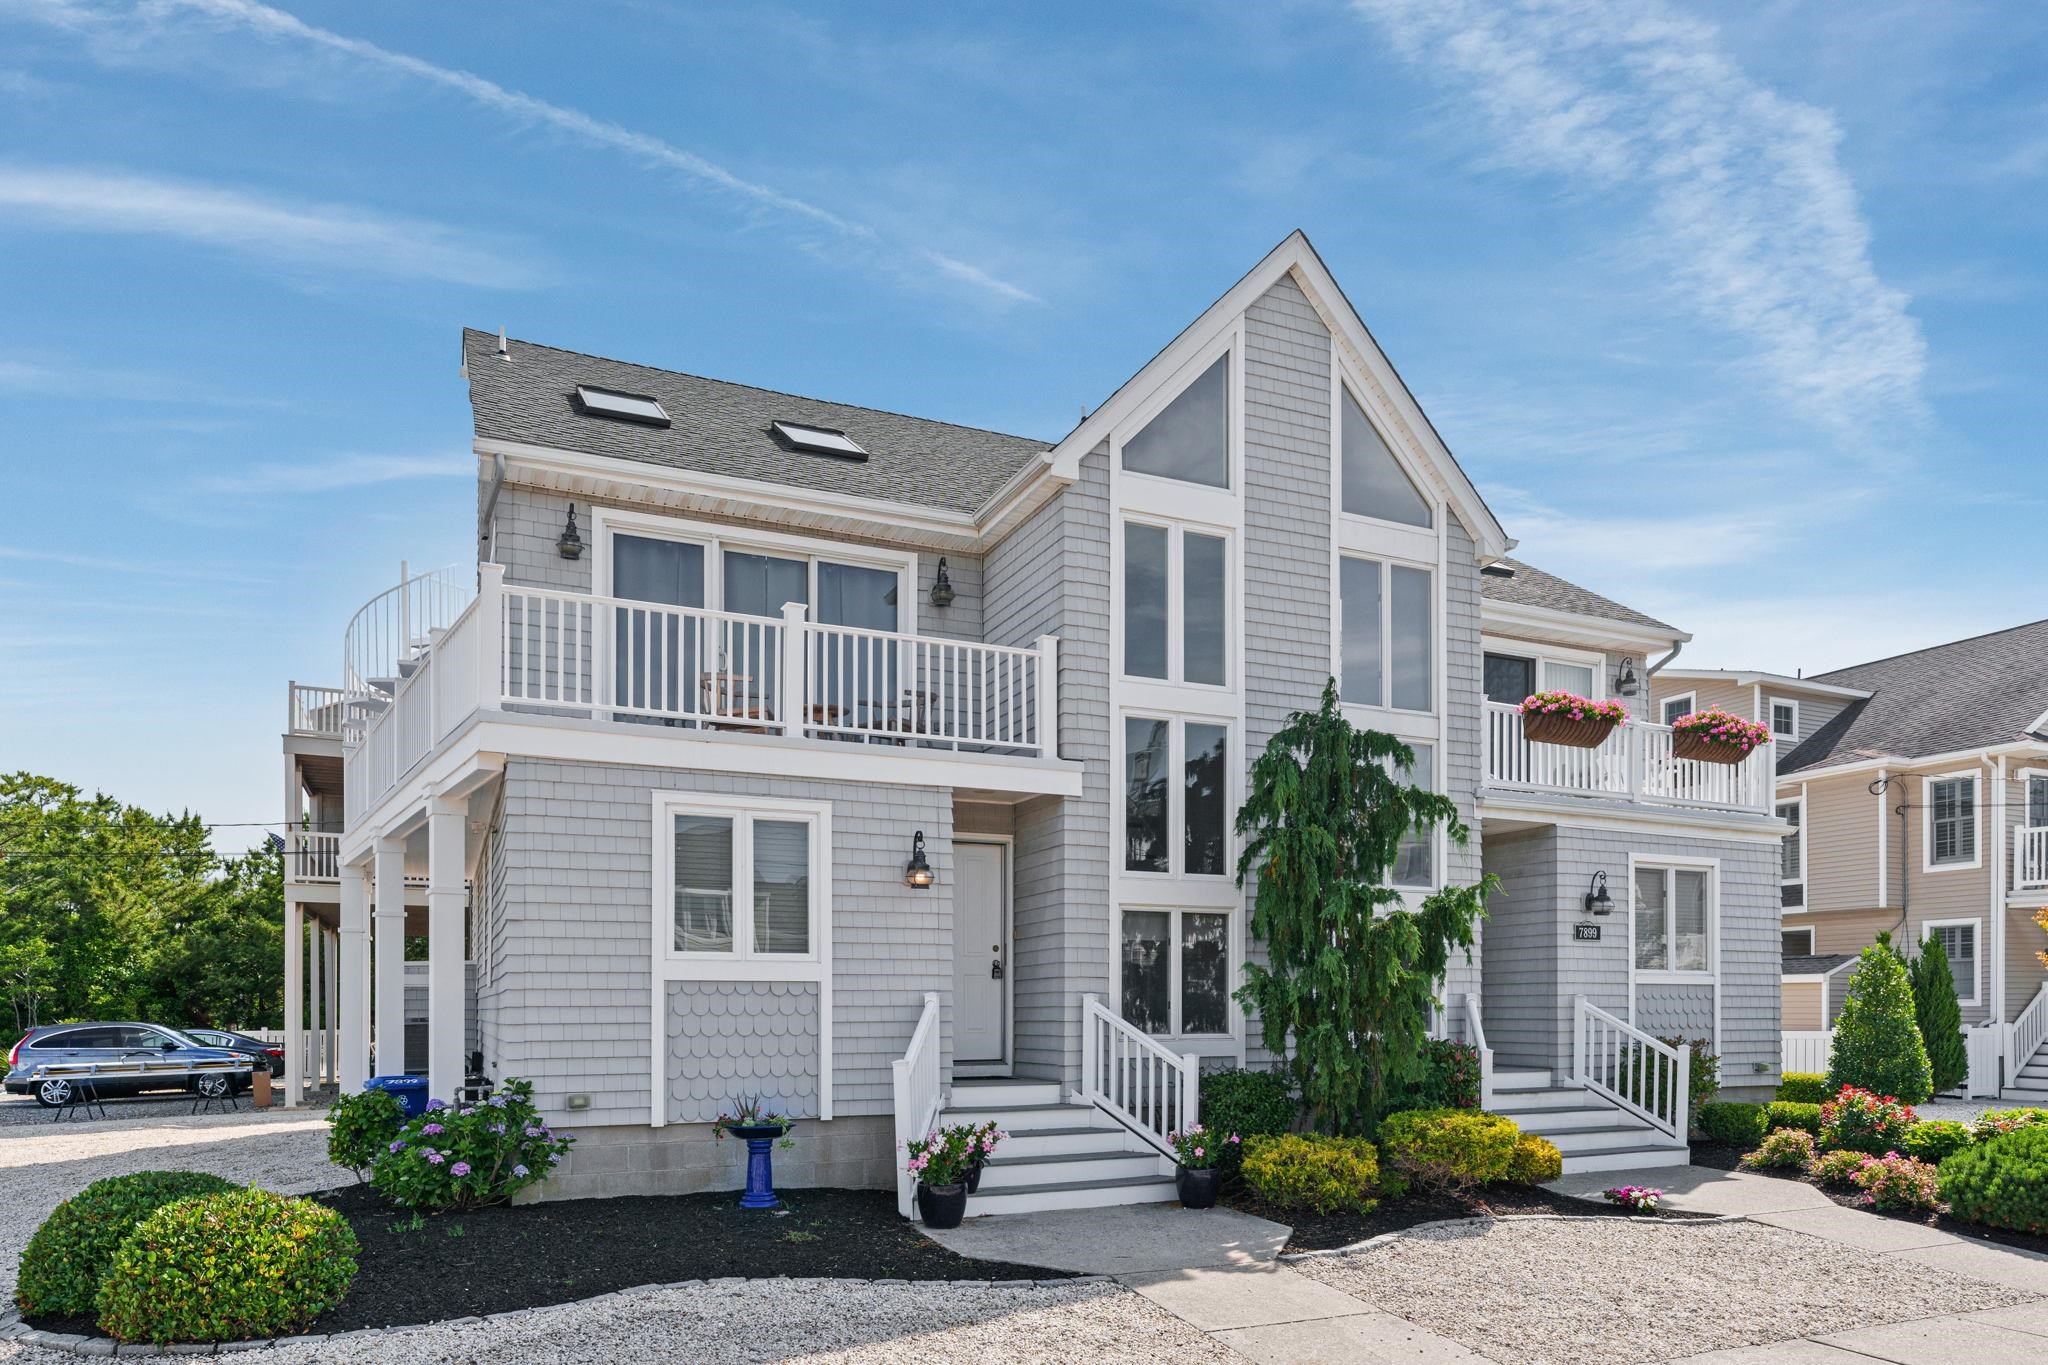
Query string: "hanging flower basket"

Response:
xmin=1669 ymin=709 xmax=1771 ymax=766
xmin=1520 ymin=691 xmax=1629 ymax=749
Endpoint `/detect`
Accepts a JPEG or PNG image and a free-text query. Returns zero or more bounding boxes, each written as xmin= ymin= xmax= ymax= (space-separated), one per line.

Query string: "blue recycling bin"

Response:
xmin=365 ymin=1074 xmax=430 ymax=1119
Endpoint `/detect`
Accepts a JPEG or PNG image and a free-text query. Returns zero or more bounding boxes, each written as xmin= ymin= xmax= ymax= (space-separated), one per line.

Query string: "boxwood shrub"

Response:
xmin=1939 ymin=1125 xmax=2048 ymax=1234
xmin=1239 ymin=1134 xmax=1379 ymax=1215
xmin=1776 ymin=1073 xmax=1831 ymax=1104
xmin=1764 ymin=1101 xmax=1822 ymax=1134
xmin=1198 ymin=1068 xmax=1297 ymax=1174
xmin=1900 ymin=1119 xmax=1975 ymax=1164
xmin=1505 ymin=1133 xmax=1562 ymax=1184
xmin=15 ymin=1171 xmax=241 ymax=1318
xmin=1696 ymin=1102 xmax=1767 ymax=1148
xmin=1741 ymin=1128 xmax=1816 ymax=1171
xmin=95 ymin=1189 xmax=358 ymax=1344
xmin=1376 ymin=1108 xmax=1517 ymax=1194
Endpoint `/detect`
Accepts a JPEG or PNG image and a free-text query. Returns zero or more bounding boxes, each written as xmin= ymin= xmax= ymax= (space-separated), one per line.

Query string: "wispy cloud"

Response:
xmin=195 ymin=453 xmax=466 ymax=496
xmin=0 ymin=165 xmax=545 ymax=287
xmin=1350 ymin=0 xmax=1927 ymax=439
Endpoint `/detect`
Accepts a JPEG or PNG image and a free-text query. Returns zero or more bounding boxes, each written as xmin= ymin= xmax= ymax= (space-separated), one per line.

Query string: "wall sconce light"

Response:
xmin=929 ymin=558 xmax=955 ymax=608
xmin=557 ymin=503 xmax=585 ymax=560
xmin=1584 ymin=870 xmax=1614 ymax=916
xmin=904 ymin=831 xmax=934 ymax=888
xmin=1613 ymin=657 xmax=1640 ymax=697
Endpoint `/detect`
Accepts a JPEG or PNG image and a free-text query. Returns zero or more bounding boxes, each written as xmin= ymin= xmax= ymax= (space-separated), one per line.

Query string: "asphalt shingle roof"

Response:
xmin=1477 ymin=557 xmax=1678 ymax=634
xmin=461 ymin=329 xmax=1051 ymax=516
xmin=1778 ymin=619 xmax=2048 ymax=774
xmin=1783 ymin=953 xmax=1857 ymax=976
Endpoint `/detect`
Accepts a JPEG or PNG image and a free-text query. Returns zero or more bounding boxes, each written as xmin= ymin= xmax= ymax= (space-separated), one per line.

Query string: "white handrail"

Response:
xmin=1080 ymin=993 xmax=1197 ymax=1159
xmin=2015 ymin=827 xmax=2048 ymax=891
xmin=288 ymin=682 xmax=346 ymax=737
xmin=1483 ymin=701 xmax=1772 ymax=813
xmin=288 ymin=831 xmax=340 ymax=880
xmin=1572 ymin=996 xmax=1689 ymax=1141
xmin=1463 ymin=994 xmax=1494 ymax=1110
xmin=2012 ymin=983 xmax=2048 ymax=1083
xmin=891 ymin=991 xmax=943 ymax=1219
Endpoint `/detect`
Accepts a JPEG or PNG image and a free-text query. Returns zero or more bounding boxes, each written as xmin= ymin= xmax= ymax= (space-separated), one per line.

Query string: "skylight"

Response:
xmin=772 ymin=420 xmax=868 ymax=460
xmin=574 ymin=385 xmax=670 ymax=427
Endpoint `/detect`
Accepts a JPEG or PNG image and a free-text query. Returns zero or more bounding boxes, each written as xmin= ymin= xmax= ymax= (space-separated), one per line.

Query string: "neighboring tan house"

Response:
xmin=1652 ymin=622 xmax=2048 ymax=1102
xmin=277 ymin=231 xmax=1785 ymax=1217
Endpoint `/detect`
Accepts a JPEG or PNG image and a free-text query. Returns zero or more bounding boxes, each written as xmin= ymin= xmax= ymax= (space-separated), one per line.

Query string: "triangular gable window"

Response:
xmin=1121 ymin=354 xmax=1229 ymax=489
xmin=1341 ymin=386 xmax=1431 ymax=528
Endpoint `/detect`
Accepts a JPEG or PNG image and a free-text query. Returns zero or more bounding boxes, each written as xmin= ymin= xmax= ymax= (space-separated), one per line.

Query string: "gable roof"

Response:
xmin=1778 ymin=618 xmax=2048 ymax=774
xmin=1783 ymin=953 xmax=1857 ymax=977
xmin=461 ymin=329 xmax=1049 ymax=516
xmin=1478 ymin=558 xmax=1679 ymax=634
xmin=1654 ymin=669 xmax=1871 ymax=701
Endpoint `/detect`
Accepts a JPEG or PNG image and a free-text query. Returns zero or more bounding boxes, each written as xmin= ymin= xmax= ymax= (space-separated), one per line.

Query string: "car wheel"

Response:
xmin=33 ymin=1078 xmax=73 ymax=1108
xmin=195 ymin=1074 xmax=230 ymax=1100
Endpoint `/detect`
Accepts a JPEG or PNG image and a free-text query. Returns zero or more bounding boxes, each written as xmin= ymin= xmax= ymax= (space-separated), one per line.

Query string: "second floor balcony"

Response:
xmin=2018 ymin=826 xmax=2048 ymax=894
xmin=1482 ymin=701 xmax=1775 ymax=814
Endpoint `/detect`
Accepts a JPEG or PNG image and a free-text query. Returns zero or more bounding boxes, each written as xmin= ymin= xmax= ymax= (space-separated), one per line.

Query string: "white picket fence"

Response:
xmin=1781 ymin=1030 xmax=1832 ymax=1075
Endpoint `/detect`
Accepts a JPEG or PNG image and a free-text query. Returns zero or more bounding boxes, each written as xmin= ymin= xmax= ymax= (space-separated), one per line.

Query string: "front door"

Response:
xmin=954 ymin=841 xmax=1008 ymax=1072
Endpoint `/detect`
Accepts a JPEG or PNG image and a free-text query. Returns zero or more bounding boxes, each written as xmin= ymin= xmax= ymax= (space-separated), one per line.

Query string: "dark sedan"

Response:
xmin=185 ymin=1028 xmax=286 ymax=1077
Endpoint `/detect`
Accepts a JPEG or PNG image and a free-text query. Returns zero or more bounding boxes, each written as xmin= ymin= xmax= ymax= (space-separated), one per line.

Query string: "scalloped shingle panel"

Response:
xmin=667 ymin=980 xmax=820 ymax=1124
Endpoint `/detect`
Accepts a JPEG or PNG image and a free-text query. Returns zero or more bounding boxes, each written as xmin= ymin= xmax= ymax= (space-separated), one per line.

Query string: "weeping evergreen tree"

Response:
xmin=1233 ymin=681 xmax=1494 ymax=1136
xmin=1826 ymin=944 xmax=1933 ymax=1104
xmin=1908 ymin=936 xmax=1969 ymax=1095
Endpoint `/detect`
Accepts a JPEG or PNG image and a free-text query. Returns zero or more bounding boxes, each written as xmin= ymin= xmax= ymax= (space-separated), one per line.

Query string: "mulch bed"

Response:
xmin=24 ymin=1185 xmax=1072 ymax=1341
xmin=1226 ymin=1181 xmax=1712 ymax=1253
xmin=1692 ymin=1140 xmax=2048 ymax=1257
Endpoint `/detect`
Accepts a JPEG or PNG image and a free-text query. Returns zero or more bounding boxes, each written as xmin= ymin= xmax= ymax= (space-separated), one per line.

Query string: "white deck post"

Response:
xmin=475 ymin=562 xmax=504 ymax=712
xmin=338 ymin=862 xmax=370 ymax=1091
xmin=373 ymin=836 xmax=408 ymax=1077
xmin=282 ymin=898 xmax=303 ymax=1107
xmin=779 ymin=601 xmax=806 ymax=734
xmin=1570 ymin=994 xmax=1587 ymax=1086
xmin=306 ymin=925 xmax=324 ymax=1086
xmin=324 ymin=927 xmax=340 ymax=1085
xmin=426 ymin=795 xmax=467 ymax=1103
xmin=1080 ymin=993 xmax=1102 ymax=1103
xmin=1035 ymin=635 xmax=1059 ymax=758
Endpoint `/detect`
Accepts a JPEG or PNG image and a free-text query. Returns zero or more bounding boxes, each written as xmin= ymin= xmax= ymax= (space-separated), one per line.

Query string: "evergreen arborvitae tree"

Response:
xmin=1909 ymin=936 xmax=1969 ymax=1095
xmin=1826 ymin=943 xmax=1933 ymax=1104
xmin=1233 ymin=680 xmax=1495 ymax=1135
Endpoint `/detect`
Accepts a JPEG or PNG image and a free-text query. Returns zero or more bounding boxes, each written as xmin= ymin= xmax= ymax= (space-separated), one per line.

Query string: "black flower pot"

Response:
xmin=918 ymin=1181 xmax=969 ymax=1229
xmin=1176 ymin=1165 xmax=1220 ymax=1210
xmin=966 ymin=1156 xmax=984 ymax=1194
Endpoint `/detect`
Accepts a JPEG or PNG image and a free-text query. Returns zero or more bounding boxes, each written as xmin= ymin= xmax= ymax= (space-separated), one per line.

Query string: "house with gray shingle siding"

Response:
xmin=276 ymin=232 xmax=1789 ymax=1213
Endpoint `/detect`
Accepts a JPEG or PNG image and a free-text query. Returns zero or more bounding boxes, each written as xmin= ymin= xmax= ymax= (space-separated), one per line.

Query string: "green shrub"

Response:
xmin=1776 ymin=1073 xmax=1830 ymax=1104
xmin=1807 ymin=1147 xmax=1872 ymax=1185
xmin=1381 ymin=1040 xmax=1483 ymax=1115
xmin=326 ymin=1086 xmax=406 ymax=1182
xmin=1765 ymin=1101 xmax=1822 ymax=1134
xmin=1376 ymin=1108 xmax=1517 ymax=1194
xmin=1504 ymin=1134 xmax=1562 ymax=1185
xmin=1852 ymin=1152 xmax=1941 ymax=1213
xmin=1826 ymin=945 xmax=1933 ymax=1104
xmin=1908 ymin=938 xmax=1968 ymax=1095
xmin=16 ymin=1172 xmax=241 ymax=1318
xmin=1696 ymin=1102 xmax=1767 ymax=1148
xmin=1742 ymin=1128 xmax=1816 ymax=1170
xmin=1901 ymin=1120 xmax=1975 ymax=1164
xmin=1198 ymin=1068 xmax=1297 ymax=1174
xmin=1974 ymin=1108 xmax=2048 ymax=1141
xmin=95 ymin=1189 xmax=358 ymax=1345
xmin=1239 ymin=1134 xmax=1380 ymax=1215
xmin=370 ymin=1078 xmax=573 ymax=1211
xmin=1819 ymin=1087 xmax=1917 ymax=1155
xmin=1940 ymin=1125 xmax=2048 ymax=1234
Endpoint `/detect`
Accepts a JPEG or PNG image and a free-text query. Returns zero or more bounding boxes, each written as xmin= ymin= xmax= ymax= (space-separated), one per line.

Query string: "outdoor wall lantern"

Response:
xmin=905 ymin=831 xmax=935 ymax=888
xmin=1584 ymin=870 xmax=1614 ymax=916
xmin=929 ymin=558 xmax=956 ymax=608
xmin=557 ymin=503 xmax=585 ymax=560
xmin=1613 ymin=657 xmax=1640 ymax=697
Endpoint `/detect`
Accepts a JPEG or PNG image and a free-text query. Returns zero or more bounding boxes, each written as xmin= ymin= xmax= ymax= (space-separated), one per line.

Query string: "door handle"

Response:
xmin=990 ymin=958 xmax=1004 ymax=980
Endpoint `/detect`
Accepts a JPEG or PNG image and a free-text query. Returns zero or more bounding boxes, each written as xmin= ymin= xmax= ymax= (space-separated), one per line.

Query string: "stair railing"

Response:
xmin=2010 ymin=983 xmax=2048 ymax=1093
xmin=1463 ymin=994 xmax=1494 ymax=1110
xmin=890 ymin=991 xmax=943 ymax=1219
xmin=1080 ymin=993 xmax=1196 ymax=1160
xmin=1571 ymin=996 xmax=1688 ymax=1142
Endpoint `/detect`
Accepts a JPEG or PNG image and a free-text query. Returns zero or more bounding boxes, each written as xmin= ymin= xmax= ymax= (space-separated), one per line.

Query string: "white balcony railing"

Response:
xmin=288 ymin=830 xmax=340 ymax=881
xmin=288 ymin=683 xmax=347 ymax=738
xmin=345 ymin=565 xmax=1060 ymax=823
xmin=1484 ymin=702 xmax=1773 ymax=813
xmin=2015 ymin=826 xmax=2048 ymax=891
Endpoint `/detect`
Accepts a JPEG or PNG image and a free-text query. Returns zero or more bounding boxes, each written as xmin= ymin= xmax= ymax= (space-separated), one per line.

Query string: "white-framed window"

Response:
xmin=1923 ymin=772 xmax=1980 ymax=871
xmin=1340 ymin=554 xmax=1433 ymax=712
xmin=1481 ymin=639 xmax=1605 ymax=705
xmin=1633 ymin=860 xmax=1715 ymax=977
xmin=1390 ymin=742 xmax=1439 ymax=891
xmin=1781 ymin=926 xmax=1815 ymax=957
xmin=2026 ymin=772 xmax=2048 ymax=829
xmin=1123 ymin=715 xmax=1232 ymax=878
xmin=1660 ymin=692 xmax=1696 ymax=727
xmin=1769 ymin=698 xmax=1799 ymax=740
xmin=1119 ymin=351 xmax=1231 ymax=490
xmin=1122 ymin=518 xmax=1231 ymax=688
xmin=1922 ymin=918 xmax=1981 ymax=1007
xmin=653 ymin=794 xmax=827 ymax=969
xmin=1778 ymin=796 xmax=1805 ymax=908
xmin=1119 ymin=905 xmax=1233 ymax=1037
xmin=1338 ymin=382 xmax=1432 ymax=529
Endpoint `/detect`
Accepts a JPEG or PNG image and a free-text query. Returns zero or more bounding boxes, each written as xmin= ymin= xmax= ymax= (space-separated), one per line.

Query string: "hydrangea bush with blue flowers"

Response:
xmin=368 ymin=1078 xmax=574 ymax=1211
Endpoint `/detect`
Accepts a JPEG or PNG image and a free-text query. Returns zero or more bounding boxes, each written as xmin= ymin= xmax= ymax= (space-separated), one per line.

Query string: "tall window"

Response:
xmin=1121 ymin=354 xmax=1229 ymax=489
xmin=1927 ymin=776 xmax=1978 ymax=867
xmin=1926 ymin=922 xmax=1979 ymax=1005
xmin=1341 ymin=556 xmax=1431 ymax=711
xmin=2028 ymin=775 xmax=2048 ymax=828
xmin=1339 ymin=386 xmax=1431 ymax=527
xmin=1124 ymin=717 xmax=1231 ymax=877
xmin=1778 ymin=799 xmax=1804 ymax=908
xmin=1120 ymin=908 xmax=1230 ymax=1036
xmin=662 ymin=803 xmax=818 ymax=961
xmin=1391 ymin=744 xmax=1436 ymax=889
xmin=1635 ymin=864 xmax=1711 ymax=974
xmin=1769 ymin=699 xmax=1798 ymax=739
xmin=1123 ymin=521 xmax=1229 ymax=686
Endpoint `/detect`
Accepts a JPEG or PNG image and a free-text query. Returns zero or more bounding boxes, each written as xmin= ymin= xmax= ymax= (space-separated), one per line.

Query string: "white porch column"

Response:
xmin=426 ymin=796 xmax=467 ymax=1102
xmin=282 ymin=898 xmax=303 ymax=1108
xmin=338 ymin=863 xmax=370 ymax=1091
xmin=325 ymin=928 xmax=340 ymax=1086
xmin=306 ymin=926 xmax=324 ymax=1085
xmin=373 ymin=836 xmax=408 ymax=1077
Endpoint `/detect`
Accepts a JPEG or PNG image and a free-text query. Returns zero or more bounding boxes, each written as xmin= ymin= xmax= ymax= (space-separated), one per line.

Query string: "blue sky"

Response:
xmin=2 ymin=0 xmax=2043 ymax=839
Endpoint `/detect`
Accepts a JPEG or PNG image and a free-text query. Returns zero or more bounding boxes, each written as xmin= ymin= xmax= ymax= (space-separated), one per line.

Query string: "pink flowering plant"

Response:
xmin=368 ymin=1078 xmax=573 ymax=1211
xmin=1519 ymin=691 xmax=1628 ymax=725
xmin=1669 ymin=708 xmax=1772 ymax=755
xmin=1603 ymin=1185 xmax=1663 ymax=1213
xmin=1819 ymin=1086 xmax=1917 ymax=1155
xmin=1848 ymin=1152 xmax=1942 ymax=1213
xmin=1166 ymin=1123 xmax=1242 ymax=1171
xmin=968 ymin=1120 xmax=1008 ymax=1162
xmin=903 ymin=1125 xmax=977 ymax=1188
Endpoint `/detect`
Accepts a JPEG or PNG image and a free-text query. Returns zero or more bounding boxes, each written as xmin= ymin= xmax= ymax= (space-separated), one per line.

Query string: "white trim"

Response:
xmin=1481 ymin=635 xmax=1607 ymax=702
xmin=1767 ymin=696 xmax=1800 ymax=741
xmin=1922 ymin=769 xmax=1984 ymax=873
xmin=1627 ymin=854 xmax=1720 ymax=982
xmin=1777 ymin=789 xmax=1806 ymax=906
xmin=952 ymin=835 xmax=1015 ymax=1078
xmin=1478 ymin=598 xmax=1684 ymax=653
xmin=1921 ymin=917 xmax=1983 ymax=1008
xmin=1877 ymin=767 xmax=1889 ymax=907
xmin=1473 ymin=790 xmax=1786 ymax=841
xmin=1991 ymin=754 xmax=2008 ymax=1024
xmin=1779 ymin=741 xmax=2048 ymax=785
xmin=1655 ymin=669 xmax=1872 ymax=701
xmin=1780 ymin=926 xmax=1816 ymax=957
xmin=1659 ymin=691 xmax=1698 ymax=728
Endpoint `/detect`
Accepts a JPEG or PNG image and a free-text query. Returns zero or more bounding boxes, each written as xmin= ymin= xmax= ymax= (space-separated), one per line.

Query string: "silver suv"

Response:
xmin=5 ymin=1023 xmax=254 ymax=1107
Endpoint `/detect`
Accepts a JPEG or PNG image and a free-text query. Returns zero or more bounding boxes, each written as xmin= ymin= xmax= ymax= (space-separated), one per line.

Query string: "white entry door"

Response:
xmin=954 ymin=842 xmax=1008 ymax=1071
